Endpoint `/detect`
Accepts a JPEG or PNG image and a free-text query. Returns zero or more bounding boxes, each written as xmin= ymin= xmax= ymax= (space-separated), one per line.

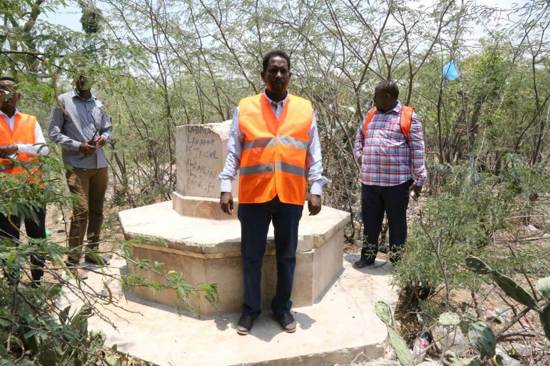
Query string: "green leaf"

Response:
xmin=70 ymin=305 xmax=93 ymax=337
xmin=468 ymin=321 xmax=496 ymax=359
xmin=59 ymin=305 xmax=71 ymax=325
xmin=491 ymin=271 xmax=539 ymax=311
xmin=39 ymin=348 xmax=58 ymax=366
xmin=388 ymin=327 xmax=414 ymax=366
xmin=199 ymin=283 xmax=219 ymax=306
xmin=6 ymin=250 xmax=17 ymax=267
xmin=105 ymin=353 xmax=122 ymax=366
xmin=439 ymin=311 xmax=461 ymax=326
xmin=374 ymin=301 xmax=393 ymax=327
xmin=536 ymin=276 xmax=550 ymax=300
xmin=465 ymin=256 xmax=491 ymax=274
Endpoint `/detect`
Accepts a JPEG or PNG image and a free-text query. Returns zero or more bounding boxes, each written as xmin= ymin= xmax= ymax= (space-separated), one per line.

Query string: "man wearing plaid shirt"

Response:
xmin=353 ymin=80 xmax=427 ymax=267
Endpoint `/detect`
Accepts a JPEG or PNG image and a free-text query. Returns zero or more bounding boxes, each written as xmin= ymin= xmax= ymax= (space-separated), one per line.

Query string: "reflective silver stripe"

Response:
xmin=242 ymin=136 xmax=308 ymax=150
xmin=277 ymin=136 xmax=308 ymax=150
xmin=243 ymin=138 xmax=273 ymax=150
xmin=240 ymin=162 xmax=306 ymax=177
xmin=275 ymin=161 xmax=306 ymax=177
xmin=240 ymin=164 xmax=273 ymax=175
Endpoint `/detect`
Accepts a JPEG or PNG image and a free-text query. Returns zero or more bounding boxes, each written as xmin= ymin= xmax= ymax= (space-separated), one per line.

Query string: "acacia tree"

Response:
xmin=93 ymin=0 xmax=548 ymax=209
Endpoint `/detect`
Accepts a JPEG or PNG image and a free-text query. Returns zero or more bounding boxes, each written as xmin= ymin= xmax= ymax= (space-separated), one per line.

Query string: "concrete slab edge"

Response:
xmin=230 ymin=343 xmax=386 ymax=366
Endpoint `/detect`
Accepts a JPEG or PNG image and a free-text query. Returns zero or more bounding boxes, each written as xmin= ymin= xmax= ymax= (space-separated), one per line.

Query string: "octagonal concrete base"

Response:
xmin=73 ymin=255 xmax=398 ymax=366
xmin=118 ymin=201 xmax=350 ymax=316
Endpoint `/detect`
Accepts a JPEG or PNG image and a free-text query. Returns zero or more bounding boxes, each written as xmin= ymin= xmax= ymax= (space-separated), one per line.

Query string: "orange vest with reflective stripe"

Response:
xmin=362 ymin=106 xmax=415 ymax=139
xmin=0 ymin=112 xmax=40 ymax=177
xmin=238 ymin=94 xmax=313 ymax=205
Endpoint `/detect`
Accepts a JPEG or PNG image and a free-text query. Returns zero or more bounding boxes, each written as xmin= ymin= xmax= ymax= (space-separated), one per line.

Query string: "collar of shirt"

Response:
xmin=0 ymin=109 xmax=20 ymax=127
xmin=262 ymin=90 xmax=287 ymax=109
xmin=71 ymin=89 xmax=96 ymax=102
xmin=382 ymin=101 xmax=402 ymax=115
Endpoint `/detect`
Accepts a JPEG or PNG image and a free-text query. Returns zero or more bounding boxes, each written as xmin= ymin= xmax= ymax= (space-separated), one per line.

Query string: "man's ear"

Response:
xmin=288 ymin=71 xmax=292 ymax=79
xmin=260 ymin=71 xmax=265 ymax=80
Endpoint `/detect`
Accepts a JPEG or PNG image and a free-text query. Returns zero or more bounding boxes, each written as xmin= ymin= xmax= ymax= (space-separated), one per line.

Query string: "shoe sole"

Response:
xmin=236 ymin=328 xmax=249 ymax=336
xmin=273 ymin=314 xmax=297 ymax=333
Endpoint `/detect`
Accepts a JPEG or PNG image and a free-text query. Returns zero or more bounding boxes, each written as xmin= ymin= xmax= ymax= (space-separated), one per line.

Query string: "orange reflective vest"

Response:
xmin=0 ymin=112 xmax=40 ymax=177
xmin=238 ymin=93 xmax=313 ymax=205
xmin=362 ymin=106 xmax=415 ymax=139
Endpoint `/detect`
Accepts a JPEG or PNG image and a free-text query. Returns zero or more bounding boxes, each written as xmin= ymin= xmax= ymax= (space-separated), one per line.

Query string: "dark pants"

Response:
xmin=361 ymin=180 xmax=412 ymax=258
xmin=0 ymin=208 xmax=46 ymax=283
xmin=65 ymin=167 xmax=108 ymax=264
xmin=238 ymin=197 xmax=303 ymax=318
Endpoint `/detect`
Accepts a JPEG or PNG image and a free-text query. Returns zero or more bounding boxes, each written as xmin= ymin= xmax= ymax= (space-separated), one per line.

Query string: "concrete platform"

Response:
xmin=77 ymin=255 xmax=397 ymax=366
xmin=118 ymin=201 xmax=351 ymax=315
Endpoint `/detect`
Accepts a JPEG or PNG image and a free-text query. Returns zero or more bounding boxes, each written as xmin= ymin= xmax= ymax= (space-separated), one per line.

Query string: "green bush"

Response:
xmin=393 ymin=156 xmax=550 ymax=299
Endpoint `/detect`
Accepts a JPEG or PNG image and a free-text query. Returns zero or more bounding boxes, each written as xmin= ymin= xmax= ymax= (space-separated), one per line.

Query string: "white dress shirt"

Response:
xmin=219 ymin=92 xmax=327 ymax=195
xmin=0 ymin=110 xmax=49 ymax=156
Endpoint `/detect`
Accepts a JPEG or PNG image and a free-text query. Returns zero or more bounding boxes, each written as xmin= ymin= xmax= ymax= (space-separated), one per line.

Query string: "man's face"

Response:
xmin=75 ymin=75 xmax=94 ymax=92
xmin=373 ymin=86 xmax=395 ymax=112
xmin=0 ymin=81 xmax=19 ymax=110
xmin=261 ymin=56 xmax=291 ymax=95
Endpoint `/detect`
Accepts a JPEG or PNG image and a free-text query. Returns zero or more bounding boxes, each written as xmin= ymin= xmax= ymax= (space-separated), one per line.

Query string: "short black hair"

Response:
xmin=262 ymin=50 xmax=291 ymax=73
xmin=376 ymin=80 xmax=399 ymax=99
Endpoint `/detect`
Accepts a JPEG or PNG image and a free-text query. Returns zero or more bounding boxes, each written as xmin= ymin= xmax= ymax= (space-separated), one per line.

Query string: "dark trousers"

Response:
xmin=0 ymin=208 xmax=46 ymax=282
xmin=238 ymin=197 xmax=303 ymax=318
xmin=65 ymin=167 xmax=108 ymax=264
xmin=361 ymin=180 xmax=412 ymax=257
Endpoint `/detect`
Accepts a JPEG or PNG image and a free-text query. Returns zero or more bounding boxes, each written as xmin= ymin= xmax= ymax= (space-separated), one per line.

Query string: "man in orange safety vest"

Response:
xmin=219 ymin=50 xmax=327 ymax=335
xmin=0 ymin=76 xmax=49 ymax=286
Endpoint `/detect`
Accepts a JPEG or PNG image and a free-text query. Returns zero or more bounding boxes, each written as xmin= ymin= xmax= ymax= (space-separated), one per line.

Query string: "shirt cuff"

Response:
xmin=310 ymin=180 xmax=324 ymax=196
xmin=220 ymin=179 xmax=233 ymax=193
xmin=70 ymin=140 xmax=82 ymax=151
xmin=16 ymin=144 xmax=49 ymax=156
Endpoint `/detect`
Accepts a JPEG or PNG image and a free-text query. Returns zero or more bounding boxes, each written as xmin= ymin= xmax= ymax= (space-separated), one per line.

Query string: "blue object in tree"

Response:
xmin=442 ymin=60 xmax=460 ymax=80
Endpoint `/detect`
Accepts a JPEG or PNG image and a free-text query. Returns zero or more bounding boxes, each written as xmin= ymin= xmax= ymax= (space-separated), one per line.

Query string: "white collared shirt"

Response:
xmin=0 ymin=110 xmax=49 ymax=156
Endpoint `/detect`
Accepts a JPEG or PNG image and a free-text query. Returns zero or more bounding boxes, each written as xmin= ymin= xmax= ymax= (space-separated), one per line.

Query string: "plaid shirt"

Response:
xmin=353 ymin=102 xmax=427 ymax=187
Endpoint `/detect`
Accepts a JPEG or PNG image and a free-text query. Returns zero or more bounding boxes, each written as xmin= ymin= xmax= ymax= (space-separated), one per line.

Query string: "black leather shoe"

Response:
xmin=236 ymin=314 xmax=254 ymax=335
xmin=353 ymin=247 xmax=376 ymax=268
xmin=84 ymin=254 xmax=110 ymax=266
xmin=275 ymin=312 xmax=297 ymax=333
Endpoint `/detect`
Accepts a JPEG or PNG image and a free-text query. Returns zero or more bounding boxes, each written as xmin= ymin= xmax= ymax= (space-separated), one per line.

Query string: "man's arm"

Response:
xmin=219 ymin=108 xmax=243 ymax=214
xmin=97 ymin=106 xmax=112 ymax=146
xmin=353 ymin=122 xmax=364 ymax=162
xmin=306 ymin=114 xmax=328 ymax=195
xmin=100 ymin=110 xmax=113 ymax=142
xmin=47 ymin=101 xmax=81 ymax=151
xmin=16 ymin=121 xmax=49 ymax=156
xmin=219 ymin=108 xmax=242 ymax=192
xmin=306 ymin=114 xmax=328 ymax=215
xmin=408 ymin=112 xmax=427 ymax=187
